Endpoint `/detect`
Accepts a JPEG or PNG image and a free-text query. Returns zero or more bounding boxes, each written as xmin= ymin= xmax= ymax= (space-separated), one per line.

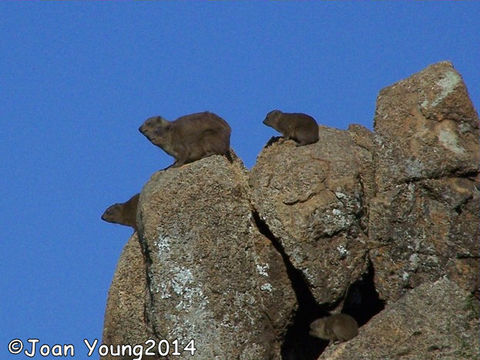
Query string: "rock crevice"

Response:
xmin=251 ymin=210 xmax=328 ymax=360
xmin=101 ymin=61 xmax=479 ymax=360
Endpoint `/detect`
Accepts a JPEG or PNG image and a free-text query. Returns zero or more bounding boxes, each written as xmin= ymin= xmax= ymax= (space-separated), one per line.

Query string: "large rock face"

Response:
xmin=137 ymin=155 xmax=296 ymax=359
xmin=102 ymin=61 xmax=479 ymax=360
xmin=249 ymin=126 xmax=373 ymax=304
xmin=370 ymin=61 xmax=479 ymax=301
xmin=318 ymin=277 xmax=480 ymax=360
xmin=374 ymin=61 xmax=478 ymax=191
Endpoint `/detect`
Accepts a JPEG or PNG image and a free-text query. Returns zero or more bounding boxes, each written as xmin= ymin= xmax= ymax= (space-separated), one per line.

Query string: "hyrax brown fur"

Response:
xmin=101 ymin=193 xmax=139 ymax=230
xmin=139 ymin=111 xmax=231 ymax=167
xmin=309 ymin=313 xmax=358 ymax=342
xmin=263 ymin=110 xmax=319 ymax=146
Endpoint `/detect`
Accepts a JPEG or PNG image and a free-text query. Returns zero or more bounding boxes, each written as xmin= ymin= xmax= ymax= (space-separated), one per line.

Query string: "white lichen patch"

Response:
xmin=405 ymin=158 xmax=425 ymax=178
xmin=157 ymin=265 xmax=208 ymax=313
xmin=171 ymin=267 xmax=194 ymax=295
xmin=433 ymin=70 xmax=461 ymax=106
xmin=321 ymin=207 xmax=352 ymax=235
xmin=256 ymin=263 xmax=270 ymax=277
xmin=289 ymin=247 xmax=305 ymax=265
xmin=438 ymin=128 xmax=465 ymax=154
xmin=260 ymin=283 xmax=273 ymax=292
xmin=334 ymin=192 xmax=348 ymax=201
xmin=408 ymin=253 xmax=420 ymax=271
xmin=458 ymin=122 xmax=472 ymax=134
xmin=150 ymin=280 xmax=162 ymax=296
xmin=240 ymin=343 xmax=264 ymax=360
xmin=302 ymin=267 xmax=315 ymax=285
xmin=156 ymin=234 xmax=171 ymax=256
xmin=174 ymin=268 xmax=207 ymax=310
xmin=158 ymin=282 xmax=171 ymax=298
xmin=166 ymin=313 xmax=208 ymax=345
xmin=159 ymin=267 xmax=212 ymax=345
xmin=421 ymin=70 xmax=461 ymax=108
xmin=336 ymin=245 xmax=349 ymax=258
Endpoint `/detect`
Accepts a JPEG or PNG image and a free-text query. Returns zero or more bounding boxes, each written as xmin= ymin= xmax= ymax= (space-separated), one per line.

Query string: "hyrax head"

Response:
xmin=309 ymin=318 xmax=327 ymax=339
xmin=139 ymin=116 xmax=170 ymax=146
xmin=263 ymin=110 xmax=283 ymax=127
xmin=101 ymin=203 xmax=122 ymax=224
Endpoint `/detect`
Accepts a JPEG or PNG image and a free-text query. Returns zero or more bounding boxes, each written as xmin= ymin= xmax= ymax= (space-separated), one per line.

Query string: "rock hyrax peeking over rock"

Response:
xmin=263 ymin=110 xmax=319 ymax=146
xmin=101 ymin=193 xmax=139 ymax=230
xmin=309 ymin=313 xmax=358 ymax=342
xmin=139 ymin=111 xmax=231 ymax=168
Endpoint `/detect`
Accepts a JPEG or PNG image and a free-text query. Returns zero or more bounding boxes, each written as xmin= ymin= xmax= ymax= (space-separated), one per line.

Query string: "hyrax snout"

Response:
xmin=101 ymin=193 xmax=139 ymax=230
xmin=139 ymin=111 xmax=231 ymax=167
xmin=309 ymin=313 xmax=359 ymax=342
xmin=263 ymin=109 xmax=319 ymax=146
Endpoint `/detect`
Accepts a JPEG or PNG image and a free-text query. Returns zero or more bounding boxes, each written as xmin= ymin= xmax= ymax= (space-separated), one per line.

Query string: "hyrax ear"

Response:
xmin=271 ymin=110 xmax=282 ymax=119
xmin=156 ymin=116 xmax=169 ymax=127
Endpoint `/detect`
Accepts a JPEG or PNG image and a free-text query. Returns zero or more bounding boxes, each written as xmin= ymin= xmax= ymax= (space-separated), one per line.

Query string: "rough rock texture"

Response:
xmin=137 ymin=155 xmax=296 ymax=359
xmin=317 ymin=277 xmax=480 ymax=360
xmin=250 ymin=126 xmax=373 ymax=304
xmin=102 ymin=61 xmax=479 ymax=360
xmin=374 ymin=61 xmax=479 ymax=191
xmin=370 ymin=61 xmax=480 ymax=301
xmin=101 ymin=233 xmax=157 ymax=360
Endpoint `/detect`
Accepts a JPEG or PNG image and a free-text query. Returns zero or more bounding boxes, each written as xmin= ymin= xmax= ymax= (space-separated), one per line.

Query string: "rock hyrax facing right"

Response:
xmin=309 ymin=313 xmax=359 ymax=342
xmin=101 ymin=193 xmax=139 ymax=231
xmin=139 ymin=111 xmax=231 ymax=168
xmin=263 ymin=110 xmax=319 ymax=146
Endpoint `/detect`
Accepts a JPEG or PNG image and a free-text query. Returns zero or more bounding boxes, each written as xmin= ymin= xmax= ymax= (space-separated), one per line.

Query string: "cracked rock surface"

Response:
xmin=101 ymin=233 xmax=158 ymax=360
xmin=250 ymin=126 xmax=373 ymax=304
xmin=370 ymin=61 xmax=479 ymax=301
xmin=317 ymin=278 xmax=480 ymax=360
xmin=101 ymin=61 xmax=479 ymax=360
xmin=137 ymin=155 xmax=295 ymax=359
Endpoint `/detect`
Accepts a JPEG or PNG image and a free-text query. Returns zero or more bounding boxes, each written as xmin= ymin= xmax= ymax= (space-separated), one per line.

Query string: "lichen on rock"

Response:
xmin=317 ymin=278 xmax=480 ymax=360
xmin=101 ymin=61 xmax=479 ymax=360
xmin=137 ymin=155 xmax=296 ymax=359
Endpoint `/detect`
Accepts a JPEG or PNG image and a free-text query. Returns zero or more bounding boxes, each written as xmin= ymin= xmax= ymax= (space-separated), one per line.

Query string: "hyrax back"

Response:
xmin=263 ymin=110 xmax=319 ymax=146
xmin=309 ymin=313 xmax=358 ymax=342
xmin=139 ymin=111 xmax=231 ymax=167
xmin=101 ymin=193 xmax=139 ymax=230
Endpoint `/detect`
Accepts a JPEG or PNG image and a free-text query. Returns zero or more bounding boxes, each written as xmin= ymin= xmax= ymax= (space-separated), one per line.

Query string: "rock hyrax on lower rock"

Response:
xmin=101 ymin=193 xmax=139 ymax=230
xmin=309 ymin=313 xmax=359 ymax=342
xmin=263 ymin=110 xmax=319 ymax=146
xmin=139 ymin=111 xmax=231 ymax=168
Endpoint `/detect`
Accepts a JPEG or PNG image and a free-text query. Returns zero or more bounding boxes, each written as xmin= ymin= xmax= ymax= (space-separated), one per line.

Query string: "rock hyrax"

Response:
xmin=309 ymin=313 xmax=358 ymax=342
xmin=101 ymin=193 xmax=139 ymax=230
xmin=139 ymin=111 xmax=231 ymax=167
xmin=263 ymin=110 xmax=319 ymax=146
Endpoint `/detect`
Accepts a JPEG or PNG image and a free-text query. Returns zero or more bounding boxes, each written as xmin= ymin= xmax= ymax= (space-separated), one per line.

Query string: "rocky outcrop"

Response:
xmin=373 ymin=62 xmax=478 ymax=191
xmin=102 ymin=61 xmax=479 ymax=360
xmin=101 ymin=233 xmax=157 ymax=360
xmin=250 ymin=125 xmax=373 ymax=304
xmin=137 ymin=155 xmax=296 ymax=359
xmin=370 ymin=61 xmax=479 ymax=301
xmin=318 ymin=278 xmax=480 ymax=360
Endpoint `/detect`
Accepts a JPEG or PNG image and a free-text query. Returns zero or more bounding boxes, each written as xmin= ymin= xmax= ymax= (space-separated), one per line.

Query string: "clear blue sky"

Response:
xmin=1 ymin=2 xmax=478 ymax=359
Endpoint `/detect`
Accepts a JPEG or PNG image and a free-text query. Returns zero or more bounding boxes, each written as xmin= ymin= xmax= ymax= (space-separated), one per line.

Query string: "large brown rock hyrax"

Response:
xmin=309 ymin=313 xmax=359 ymax=342
xmin=139 ymin=111 xmax=231 ymax=167
xmin=101 ymin=193 xmax=139 ymax=230
xmin=263 ymin=110 xmax=319 ymax=146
